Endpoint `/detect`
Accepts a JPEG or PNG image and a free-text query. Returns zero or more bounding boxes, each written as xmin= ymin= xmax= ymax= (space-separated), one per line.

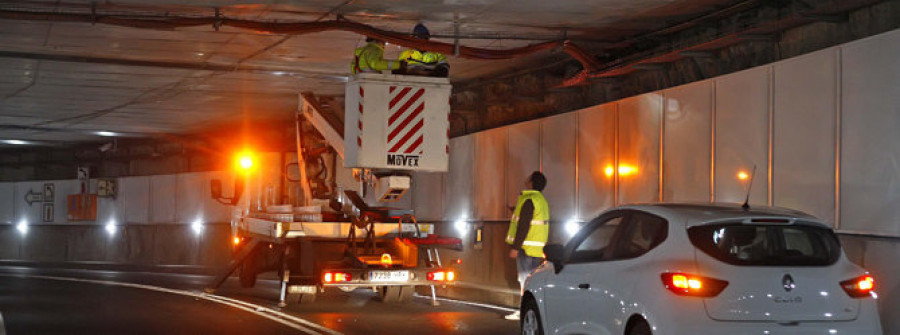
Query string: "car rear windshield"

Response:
xmin=688 ymin=223 xmax=841 ymax=266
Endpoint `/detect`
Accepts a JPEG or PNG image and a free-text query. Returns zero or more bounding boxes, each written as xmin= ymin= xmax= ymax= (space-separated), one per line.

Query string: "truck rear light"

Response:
xmin=427 ymin=270 xmax=455 ymax=282
xmin=841 ymin=275 xmax=875 ymax=298
xmin=323 ymin=272 xmax=351 ymax=283
xmin=233 ymin=236 xmax=241 ymax=245
xmin=661 ymin=273 xmax=728 ymax=297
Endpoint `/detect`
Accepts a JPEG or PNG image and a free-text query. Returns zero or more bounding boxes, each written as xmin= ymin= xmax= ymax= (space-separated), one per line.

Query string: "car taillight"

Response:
xmin=840 ymin=275 xmax=875 ymax=298
xmin=427 ymin=270 xmax=455 ymax=282
xmin=661 ymin=272 xmax=729 ymax=297
xmin=323 ymin=272 xmax=351 ymax=283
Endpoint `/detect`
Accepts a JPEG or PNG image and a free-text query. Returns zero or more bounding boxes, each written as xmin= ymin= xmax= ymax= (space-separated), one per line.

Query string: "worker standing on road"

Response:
xmin=351 ymin=37 xmax=404 ymax=74
xmin=505 ymin=171 xmax=550 ymax=321
xmin=399 ymin=23 xmax=450 ymax=77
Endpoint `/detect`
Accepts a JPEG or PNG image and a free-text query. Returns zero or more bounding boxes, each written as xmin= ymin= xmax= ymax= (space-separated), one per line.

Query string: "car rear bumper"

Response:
xmin=657 ymin=321 xmax=880 ymax=335
xmin=651 ymin=302 xmax=882 ymax=335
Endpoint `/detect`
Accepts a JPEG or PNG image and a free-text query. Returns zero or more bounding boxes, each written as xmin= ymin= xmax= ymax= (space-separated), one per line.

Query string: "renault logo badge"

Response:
xmin=783 ymin=274 xmax=796 ymax=292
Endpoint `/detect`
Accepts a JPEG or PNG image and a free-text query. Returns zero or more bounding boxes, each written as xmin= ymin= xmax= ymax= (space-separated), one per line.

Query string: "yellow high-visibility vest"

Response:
xmin=506 ymin=190 xmax=550 ymax=257
xmin=351 ymin=42 xmax=400 ymax=74
xmin=399 ymin=49 xmax=447 ymax=68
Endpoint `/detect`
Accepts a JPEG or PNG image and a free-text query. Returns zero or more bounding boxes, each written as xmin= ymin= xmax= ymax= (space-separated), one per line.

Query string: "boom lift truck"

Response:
xmin=206 ymin=73 xmax=461 ymax=306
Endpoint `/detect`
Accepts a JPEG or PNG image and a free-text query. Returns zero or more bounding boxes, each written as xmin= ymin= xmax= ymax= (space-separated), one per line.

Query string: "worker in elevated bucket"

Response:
xmin=351 ymin=37 xmax=404 ymax=74
xmin=399 ymin=23 xmax=450 ymax=77
xmin=505 ymin=171 xmax=550 ymax=321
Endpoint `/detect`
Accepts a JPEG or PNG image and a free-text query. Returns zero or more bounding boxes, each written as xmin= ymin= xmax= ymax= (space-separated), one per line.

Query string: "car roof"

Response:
xmin=615 ymin=203 xmax=828 ymax=228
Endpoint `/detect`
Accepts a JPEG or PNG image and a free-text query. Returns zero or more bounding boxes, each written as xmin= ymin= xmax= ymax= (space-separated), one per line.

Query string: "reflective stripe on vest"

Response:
xmin=522 ymin=241 xmax=546 ymax=247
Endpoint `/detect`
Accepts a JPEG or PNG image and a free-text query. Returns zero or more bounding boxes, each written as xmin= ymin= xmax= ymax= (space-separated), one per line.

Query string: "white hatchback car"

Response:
xmin=521 ymin=203 xmax=882 ymax=335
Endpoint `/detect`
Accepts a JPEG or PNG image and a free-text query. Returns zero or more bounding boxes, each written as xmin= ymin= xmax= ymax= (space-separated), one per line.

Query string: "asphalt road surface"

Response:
xmin=0 ymin=266 xmax=518 ymax=335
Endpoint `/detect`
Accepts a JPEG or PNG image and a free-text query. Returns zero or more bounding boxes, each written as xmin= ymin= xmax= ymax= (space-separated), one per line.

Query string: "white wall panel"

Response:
xmin=175 ymin=173 xmax=202 ymax=223
xmin=51 ymin=180 xmax=77 ymax=224
xmin=618 ymin=93 xmax=662 ymax=205
xmin=663 ymin=81 xmax=712 ymax=203
xmin=119 ymin=176 xmax=150 ymax=224
xmin=577 ymin=104 xmax=616 ymax=219
xmin=506 ymin=120 xmax=541 ymax=210
xmin=474 ymin=127 xmax=508 ymax=220
xmin=150 ymin=174 xmax=176 ymax=223
xmin=445 ymin=135 xmax=474 ymax=221
xmin=541 ymin=113 xmax=577 ymax=221
xmin=773 ymin=49 xmax=837 ymax=225
xmin=714 ymin=67 xmax=770 ymax=205
xmin=176 ymin=172 xmax=232 ymax=224
xmin=411 ymin=171 xmax=444 ymax=221
xmin=840 ymin=29 xmax=900 ymax=235
xmin=0 ymin=183 xmax=13 ymax=223
xmin=97 ymin=188 xmax=120 ymax=225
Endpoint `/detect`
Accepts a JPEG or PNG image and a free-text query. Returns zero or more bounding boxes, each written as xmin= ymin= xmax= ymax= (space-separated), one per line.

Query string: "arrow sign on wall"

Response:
xmin=25 ymin=190 xmax=43 ymax=206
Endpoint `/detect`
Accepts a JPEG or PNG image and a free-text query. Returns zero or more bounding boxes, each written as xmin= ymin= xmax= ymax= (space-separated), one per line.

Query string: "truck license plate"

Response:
xmin=369 ymin=270 xmax=410 ymax=282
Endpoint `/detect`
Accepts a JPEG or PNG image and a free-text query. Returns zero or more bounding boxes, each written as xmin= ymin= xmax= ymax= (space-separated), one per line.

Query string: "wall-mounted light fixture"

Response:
xmin=192 ymin=219 xmax=204 ymax=235
xmin=16 ymin=219 xmax=28 ymax=235
xmin=105 ymin=219 xmax=117 ymax=236
xmin=565 ymin=218 xmax=581 ymax=238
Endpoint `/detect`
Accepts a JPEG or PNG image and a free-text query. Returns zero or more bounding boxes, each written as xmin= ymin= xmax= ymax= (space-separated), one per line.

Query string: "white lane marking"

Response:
xmin=0 ymin=274 xmax=342 ymax=335
xmin=0 ymin=311 xmax=6 ymax=335
xmin=414 ymin=294 xmax=518 ymax=313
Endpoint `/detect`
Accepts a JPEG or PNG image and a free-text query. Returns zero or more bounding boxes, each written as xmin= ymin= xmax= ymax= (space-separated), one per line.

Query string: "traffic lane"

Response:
xmin=0 ymin=274 xmax=302 ymax=335
xmin=218 ymin=283 xmax=518 ymax=335
xmin=0 ymin=267 xmax=521 ymax=335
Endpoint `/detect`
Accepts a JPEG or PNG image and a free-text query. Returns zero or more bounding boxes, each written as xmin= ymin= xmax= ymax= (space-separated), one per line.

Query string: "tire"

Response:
xmin=239 ymin=263 xmax=257 ymax=288
xmin=397 ymin=285 xmax=415 ymax=303
xmin=378 ymin=286 xmax=401 ymax=303
xmin=521 ymin=298 xmax=544 ymax=335
xmin=286 ymin=292 xmax=317 ymax=305
xmin=627 ymin=318 xmax=652 ymax=335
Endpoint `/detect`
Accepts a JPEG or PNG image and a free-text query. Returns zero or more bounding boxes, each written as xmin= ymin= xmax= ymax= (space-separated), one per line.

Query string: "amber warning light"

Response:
xmin=235 ymin=151 xmax=256 ymax=173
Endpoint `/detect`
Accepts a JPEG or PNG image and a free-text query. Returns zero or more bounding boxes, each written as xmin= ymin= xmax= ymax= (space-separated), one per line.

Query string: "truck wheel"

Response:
xmin=397 ymin=285 xmax=415 ymax=303
xmin=378 ymin=286 xmax=400 ymax=303
xmin=286 ymin=292 xmax=317 ymax=305
xmin=239 ymin=262 xmax=257 ymax=288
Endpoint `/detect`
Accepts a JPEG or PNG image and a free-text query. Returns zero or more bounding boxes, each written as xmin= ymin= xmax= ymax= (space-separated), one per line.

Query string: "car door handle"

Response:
xmin=578 ymin=283 xmax=590 ymax=290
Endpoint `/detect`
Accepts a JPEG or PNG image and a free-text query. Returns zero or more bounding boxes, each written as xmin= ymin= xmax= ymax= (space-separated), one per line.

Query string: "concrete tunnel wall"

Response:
xmin=0 ymin=171 xmax=235 ymax=268
xmin=408 ymin=28 xmax=900 ymax=332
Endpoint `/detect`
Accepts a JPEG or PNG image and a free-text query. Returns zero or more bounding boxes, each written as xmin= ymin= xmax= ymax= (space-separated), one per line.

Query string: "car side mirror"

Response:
xmin=210 ymin=179 xmax=223 ymax=199
xmin=543 ymin=243 xmax=565 ymax=274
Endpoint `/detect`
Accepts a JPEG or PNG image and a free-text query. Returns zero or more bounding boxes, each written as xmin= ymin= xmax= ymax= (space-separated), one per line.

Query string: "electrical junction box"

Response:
xmin=344 ymin=73 xmax=450 ymax=172
xmin=374 ymin=175 xmax=411 ymax=202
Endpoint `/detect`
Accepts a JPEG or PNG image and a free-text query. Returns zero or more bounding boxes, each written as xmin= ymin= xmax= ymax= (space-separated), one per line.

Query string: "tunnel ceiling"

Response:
xmin=0 ymin=0 xmax=752 ymax=146
xmin=0 ymin=0 xmax=748 ymax=147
